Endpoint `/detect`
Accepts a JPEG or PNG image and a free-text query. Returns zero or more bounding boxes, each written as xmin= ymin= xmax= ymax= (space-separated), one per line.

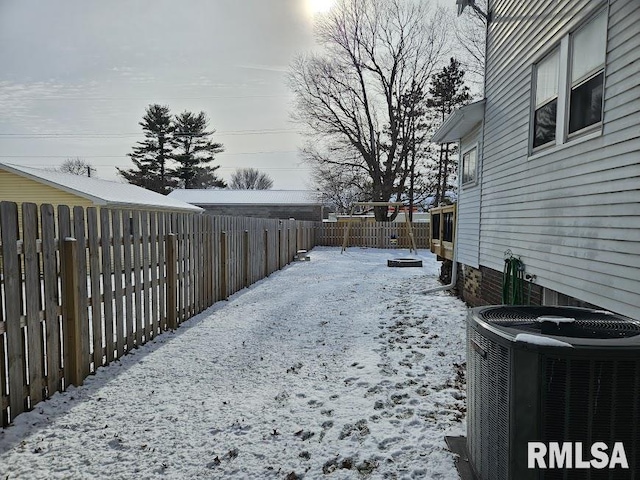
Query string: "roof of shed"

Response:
xmin=0 ymin=163 xmax=202 ymax=212
xmin=168 ymin=189 xmax=324 ymax=206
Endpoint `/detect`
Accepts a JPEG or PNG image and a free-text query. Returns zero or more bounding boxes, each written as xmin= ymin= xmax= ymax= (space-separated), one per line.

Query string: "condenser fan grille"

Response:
xmin=478 ymin=306 xmax=640 ymax=339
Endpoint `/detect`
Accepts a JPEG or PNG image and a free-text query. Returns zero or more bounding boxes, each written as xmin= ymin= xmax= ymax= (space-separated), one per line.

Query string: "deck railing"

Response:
xmin=429 ymin=204 xmax=456 ymax=261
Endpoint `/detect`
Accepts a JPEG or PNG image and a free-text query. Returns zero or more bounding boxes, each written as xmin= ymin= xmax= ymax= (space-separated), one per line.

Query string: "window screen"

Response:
xmin=533 ymin=50 xmax=559 ymax=148
xmin=569 ymin=11 xmax=607 ymax=134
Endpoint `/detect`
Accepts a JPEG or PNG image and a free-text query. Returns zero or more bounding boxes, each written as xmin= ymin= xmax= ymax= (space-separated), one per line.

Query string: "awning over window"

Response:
xmin=430 ymin=99 xmax=485 ymax=144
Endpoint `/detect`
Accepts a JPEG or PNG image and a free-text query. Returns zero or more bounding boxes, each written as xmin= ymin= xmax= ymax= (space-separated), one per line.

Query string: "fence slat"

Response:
xmin=62 ymin=238 xmax=84 ymax=387
xmin=166 ymin=233 xmax=177 ymax=330
xmin=140 ymin=211 xmax=151 ymax=342
xmin=157 ymin=212 xmax=166 ymax=332
xmin=121 ymin=212 xmax=134 ymax=352
xmin=1 ymin=202 xmax=27 ymax=420
xmin=72 ymin=207 xmax=91 ymax=381
xmin=177 ymin=215 xmax=184 ymax=322
xmin=149 ymin=212 xmax=159 ymax=338
xmin=131 ymin=211 xmax=143 ymax=347
xmin=100 ymin=209 xmax=114 ymax=364
xmin=87 ymin=207 xmax=103 ymax=370
xmin=40 ymin=204 xmax=61 ymax=397
xmin=22 ymin=203 xmax=44 ymax=406
xmin=220 ymin=231 xmax=228 ymax=299
xmin=111 ymin=210 xmax=125 ymax=358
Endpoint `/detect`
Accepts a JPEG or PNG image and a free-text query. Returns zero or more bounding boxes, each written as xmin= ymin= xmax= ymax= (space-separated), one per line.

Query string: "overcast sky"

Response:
xmin=0 ymin=0 xmax=456 ymax=189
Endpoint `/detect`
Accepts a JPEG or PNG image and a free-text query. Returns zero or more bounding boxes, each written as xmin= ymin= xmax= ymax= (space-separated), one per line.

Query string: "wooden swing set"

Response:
xmin=340 ymin=202 xmax=418 ymax=253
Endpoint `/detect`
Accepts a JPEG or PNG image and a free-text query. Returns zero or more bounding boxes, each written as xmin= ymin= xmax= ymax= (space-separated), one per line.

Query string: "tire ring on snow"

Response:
xmin=387 ymin=258 xmax=423 ymax=268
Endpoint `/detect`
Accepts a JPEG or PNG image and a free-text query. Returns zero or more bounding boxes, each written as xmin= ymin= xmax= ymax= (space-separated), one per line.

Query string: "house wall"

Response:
xmin=456 ymin=124 xmax=483 ymax=268
xmin=478 ymin=0 xmax=640 ymax=319
xmin=198 ymin=205 xmax=324 ymax=222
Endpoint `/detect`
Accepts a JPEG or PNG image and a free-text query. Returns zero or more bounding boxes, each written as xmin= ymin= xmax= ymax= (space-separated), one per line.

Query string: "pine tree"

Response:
xmin=118 ymin=104 xmax=176 ymax=194
xmin=399 ymin=83 xmax=430 ymax=220
xmin=427 ymin=58 xmax=471 ymax=205
xmin=171 ymin=111 xmax=225 ymax=189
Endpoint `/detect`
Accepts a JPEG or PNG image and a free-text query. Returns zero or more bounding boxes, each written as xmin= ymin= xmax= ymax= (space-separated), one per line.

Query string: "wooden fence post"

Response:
xmin=166 ymin=233 xmax=178 ymax=330
xmin=277 ymin=229 xmax=282 ymax=269
xmin=264 ymin=229 xmax=269 ymax=277
xmin=221 ymin=231 xmax=228 ymax=299
xmin=62 ymin=238 xmax=84 ymax=387
xmin=243 ymin=230 xmax=250 ymax=288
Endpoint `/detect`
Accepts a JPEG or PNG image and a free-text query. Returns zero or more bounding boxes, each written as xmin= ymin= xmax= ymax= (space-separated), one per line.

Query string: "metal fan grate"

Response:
xmin=479 ymin=306 xmax=640 ymax=339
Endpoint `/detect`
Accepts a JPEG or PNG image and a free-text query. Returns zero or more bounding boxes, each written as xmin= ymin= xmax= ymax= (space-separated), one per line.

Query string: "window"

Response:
xmin=530 ymin=9 xmax=607 ymax=153
xmin=533 ymin=50 xmax=559 ymax=149
xmin=462 ymin=147 xmax=478 ymax=185
xmin=568 ymin=10 xmax=607 ymax=134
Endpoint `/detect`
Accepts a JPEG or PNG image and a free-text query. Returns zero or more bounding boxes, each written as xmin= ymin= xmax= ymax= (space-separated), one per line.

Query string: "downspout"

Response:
xmin=424 ymin=139 xmax=462 ymax=294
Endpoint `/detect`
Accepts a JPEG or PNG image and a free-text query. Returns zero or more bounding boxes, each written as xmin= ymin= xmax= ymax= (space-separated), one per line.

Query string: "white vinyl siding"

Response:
xmin=456 ymin=125 xmax=482 ymax=269
xmin=479 ymin=0 xmax=640 ymax=319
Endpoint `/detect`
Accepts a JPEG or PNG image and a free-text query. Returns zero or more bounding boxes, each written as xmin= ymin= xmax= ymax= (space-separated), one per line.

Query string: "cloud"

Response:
xmin=236 ymin=63 xmax=290 ymax=73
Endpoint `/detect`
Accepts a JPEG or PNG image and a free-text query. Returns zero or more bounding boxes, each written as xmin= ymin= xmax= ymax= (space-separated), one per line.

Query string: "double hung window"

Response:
xmin=531 ymin=10 xmax=607 ymax=151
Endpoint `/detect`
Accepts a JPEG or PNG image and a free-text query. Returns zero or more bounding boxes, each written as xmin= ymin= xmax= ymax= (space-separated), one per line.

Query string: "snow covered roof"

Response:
xmin=168 ymin=189 xmax=324 ymax=206
xmin=0 ymin=163 xmax=202 ymax=212
xmin=431 ymin=99 xmax=485 ymax=144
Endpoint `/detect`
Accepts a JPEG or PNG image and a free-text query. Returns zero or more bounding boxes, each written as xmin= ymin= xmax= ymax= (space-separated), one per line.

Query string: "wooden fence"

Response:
xmin=0 ymin=201 xmax=317 ymax=426
xmin=318 ymin=222 xmax=430 ymax=249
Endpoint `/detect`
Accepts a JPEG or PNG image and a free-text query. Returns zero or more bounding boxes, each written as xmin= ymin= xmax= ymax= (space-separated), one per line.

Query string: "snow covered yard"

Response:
xmin=0 ymin=247 xmax=468 ymax=479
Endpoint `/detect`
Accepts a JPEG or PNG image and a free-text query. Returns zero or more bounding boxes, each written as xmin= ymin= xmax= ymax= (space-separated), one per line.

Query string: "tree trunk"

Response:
xmin=441 ymin=143 xmax=450 ymax=203
xmin=435 ymin=145 xmax=444 ymax=205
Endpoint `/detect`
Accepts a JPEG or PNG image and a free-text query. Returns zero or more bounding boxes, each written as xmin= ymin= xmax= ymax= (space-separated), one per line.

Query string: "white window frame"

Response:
xmin=529 ymin=7 xmax=607 ymax=157
xmin=461 ymin=145 xmax=478 ymax=187
xmin=531 ymin=48 xmax=561 ymax=152
xmin=566 ymin=10 xmax=607 ymax=138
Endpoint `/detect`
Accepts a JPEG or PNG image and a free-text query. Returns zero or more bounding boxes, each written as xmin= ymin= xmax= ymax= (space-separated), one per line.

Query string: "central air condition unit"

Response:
xmin=467 ymin=306 xmax=640 ymax=480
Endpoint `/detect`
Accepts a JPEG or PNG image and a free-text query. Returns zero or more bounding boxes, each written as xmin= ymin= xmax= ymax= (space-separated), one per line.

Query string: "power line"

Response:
xmin=0 ymin=150 xmax=299 ymax=158
xmin=2 ymin=162 xmax=309 ymax=171
xmin=0 ymin=128 xmax=302 ymax=138
xmin=1 ymin=94 xmax=294 ymax=101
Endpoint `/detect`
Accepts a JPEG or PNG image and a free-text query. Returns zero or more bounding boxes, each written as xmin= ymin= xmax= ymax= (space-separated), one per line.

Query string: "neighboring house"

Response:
xmin=432 ymin=0 xmax=639 ymax=320
xmin=168 ymin=189 xmax=325 ymax=221
xmin=0 ymin=163 xmax=202 ymax=214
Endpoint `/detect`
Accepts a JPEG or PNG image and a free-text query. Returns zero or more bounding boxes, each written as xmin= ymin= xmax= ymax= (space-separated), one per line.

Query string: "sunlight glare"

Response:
xmin=307 ymin=0 xmax=335 ymax=15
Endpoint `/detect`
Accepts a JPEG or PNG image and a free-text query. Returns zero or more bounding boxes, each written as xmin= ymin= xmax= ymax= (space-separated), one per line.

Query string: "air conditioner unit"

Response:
xmin=467 ymin=306 xmax=640 ymax=480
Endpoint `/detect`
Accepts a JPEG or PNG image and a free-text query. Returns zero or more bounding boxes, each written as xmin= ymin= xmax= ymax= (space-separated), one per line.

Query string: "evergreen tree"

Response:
xmin=118 ymin=104 xmax=176 ymax=194
xmin=399 ymin=83 xmax=430 ymax=220
xmin=427 ymin=58 xmax=471 ymax=204
xmin=188 ymin=166 xmax=227 ymax=189
xmin=171 ymin=111 xmax=225 ymax=189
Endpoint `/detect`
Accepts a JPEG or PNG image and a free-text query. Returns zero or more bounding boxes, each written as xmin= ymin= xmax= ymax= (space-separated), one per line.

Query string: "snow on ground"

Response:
xmin=0 ymin=247 xmax=468 ymax=479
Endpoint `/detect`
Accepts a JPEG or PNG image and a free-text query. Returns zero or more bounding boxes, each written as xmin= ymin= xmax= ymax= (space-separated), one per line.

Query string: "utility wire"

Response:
xmin=0 ymin=128 xmax=302 ymax=138
xmin=0 ymin=150 xmax=298 ymax=158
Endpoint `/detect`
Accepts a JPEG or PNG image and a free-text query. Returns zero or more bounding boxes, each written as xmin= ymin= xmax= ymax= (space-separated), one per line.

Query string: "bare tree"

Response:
xmin=59 ymin=157 xmax=96 ymax=177
xmin=289 ymin=0 xmax=446 ymax=220
xmin=308 ymin=158 xmax=370 ymax=213
xmin=229 ymin=168 xmax=274 ymax=190
xmin=452 ymin=0 xmax=487 ymax=90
